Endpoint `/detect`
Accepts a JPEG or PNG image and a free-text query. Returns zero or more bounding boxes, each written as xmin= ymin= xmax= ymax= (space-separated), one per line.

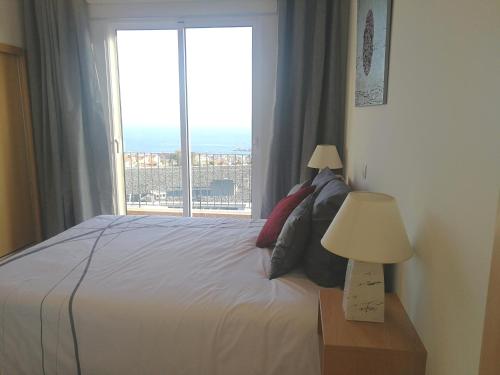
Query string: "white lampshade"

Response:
xmin=307 ymin=145 xmax=343 ymax=169
xmin=321 ymin=192 xmax=412 ymax=264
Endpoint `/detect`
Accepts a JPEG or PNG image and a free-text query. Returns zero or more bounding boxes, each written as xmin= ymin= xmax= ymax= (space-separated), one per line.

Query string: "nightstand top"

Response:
xmin=319 ymin=288 xmax=426 ymax=353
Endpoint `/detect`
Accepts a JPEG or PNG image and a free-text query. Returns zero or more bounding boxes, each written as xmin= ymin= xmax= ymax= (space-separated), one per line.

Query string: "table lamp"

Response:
xmin=307 ymin=145 xmax=343 ymax=170
xmin=321 ymin=192 xmax=412 ymax=323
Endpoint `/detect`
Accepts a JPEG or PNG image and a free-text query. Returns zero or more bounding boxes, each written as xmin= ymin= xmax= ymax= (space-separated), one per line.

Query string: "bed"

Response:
xmin=0 ymin=215 xmax=321 ymax=375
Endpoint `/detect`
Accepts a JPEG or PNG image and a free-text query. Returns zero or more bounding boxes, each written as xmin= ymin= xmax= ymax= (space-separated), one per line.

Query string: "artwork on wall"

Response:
xmin=355 ymin=0 xmax=392 ymax=106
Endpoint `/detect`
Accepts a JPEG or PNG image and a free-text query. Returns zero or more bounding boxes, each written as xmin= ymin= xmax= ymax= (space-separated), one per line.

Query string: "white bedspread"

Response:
xmin=0 ymin=215 xmax=320 ymax=375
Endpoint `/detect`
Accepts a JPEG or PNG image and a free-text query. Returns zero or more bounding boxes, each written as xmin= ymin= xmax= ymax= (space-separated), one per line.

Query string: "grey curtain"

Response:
xmin=24 ymin=0 xmax=114 ymax=238
xmin=261 ymin=0 xmax=349 ymax=218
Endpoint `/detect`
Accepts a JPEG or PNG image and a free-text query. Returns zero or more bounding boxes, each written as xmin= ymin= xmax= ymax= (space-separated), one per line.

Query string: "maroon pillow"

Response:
xmin=256 ymin=186 xmax=315 ymax=248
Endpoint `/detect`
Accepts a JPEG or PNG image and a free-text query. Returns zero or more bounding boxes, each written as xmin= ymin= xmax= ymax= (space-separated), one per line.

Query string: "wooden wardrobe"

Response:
xmin=0 ymin=43 xmax=41 ymax=257
xmin=479 ymin=192 xmax=500 ymax=375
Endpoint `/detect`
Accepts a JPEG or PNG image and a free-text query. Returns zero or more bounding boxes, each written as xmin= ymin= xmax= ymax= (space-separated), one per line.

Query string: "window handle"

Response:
xmin=114 ymin=139 xmax=120 ymax=154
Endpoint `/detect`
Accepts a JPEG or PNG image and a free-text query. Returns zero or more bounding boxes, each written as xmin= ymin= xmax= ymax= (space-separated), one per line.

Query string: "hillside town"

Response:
xmin=124 ymin=152 xmax=252 ymax=212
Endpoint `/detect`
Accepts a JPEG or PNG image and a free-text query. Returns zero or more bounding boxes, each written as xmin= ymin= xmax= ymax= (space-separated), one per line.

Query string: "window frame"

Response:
xmin=91 ymin=15 xmax=277 ymax=218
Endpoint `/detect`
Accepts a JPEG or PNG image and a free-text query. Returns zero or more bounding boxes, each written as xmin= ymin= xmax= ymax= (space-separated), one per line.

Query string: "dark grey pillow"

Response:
xmin=303 ymin=179 xmax=352 ymax=287
xmin=311 ymin=168 xmax=337 ymax=191
xmin=313 ymin=178 xmax=351 ymax=218
xmin=269 ymin=194 xmax=315 ymax=279
xmin=287 ymin=179 xmax=312 ymax=196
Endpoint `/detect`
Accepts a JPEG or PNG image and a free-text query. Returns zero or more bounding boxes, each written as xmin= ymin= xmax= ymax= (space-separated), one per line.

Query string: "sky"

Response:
xmin=116 ymin=28 xmax=252 ymax=152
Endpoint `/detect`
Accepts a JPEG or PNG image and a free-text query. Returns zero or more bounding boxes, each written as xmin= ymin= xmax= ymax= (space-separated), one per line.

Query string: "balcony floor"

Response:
xmin=127 ymin=205 xmax=251 ymax=219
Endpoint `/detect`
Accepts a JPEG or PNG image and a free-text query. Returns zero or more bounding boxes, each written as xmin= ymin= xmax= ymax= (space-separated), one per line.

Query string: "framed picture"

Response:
xmin=355 ymin=0 xmax=393 ymax=106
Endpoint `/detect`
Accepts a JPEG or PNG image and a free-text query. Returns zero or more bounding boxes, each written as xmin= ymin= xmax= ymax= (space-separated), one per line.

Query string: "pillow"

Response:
xmin=256 ymin=185 xmax=315 ymax=248
xmin=311 ymin=168 xmax=337 ymax=190
xmin=269 ymin=193 xmax=316 ymax=279
xmin=313 ymin=178 xmax=352 ymax=219
xmin=287 ymin=179 xmax=312 ymax=196
xmin=303 ymin=178 xmax=352 ymax=287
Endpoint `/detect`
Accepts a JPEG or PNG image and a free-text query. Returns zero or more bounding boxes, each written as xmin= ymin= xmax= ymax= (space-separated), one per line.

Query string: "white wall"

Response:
xmin=344 ymin=0 xmax=500 ymax=374
xmin=0 ymin=0 xmax=24 ymax=47
xmin=87 ymin=0 xmax=276 ymax=19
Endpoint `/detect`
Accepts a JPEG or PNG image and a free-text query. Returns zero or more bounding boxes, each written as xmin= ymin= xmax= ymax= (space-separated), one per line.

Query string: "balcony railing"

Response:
xmin=124 ymin=152 xmax=251 ymax=213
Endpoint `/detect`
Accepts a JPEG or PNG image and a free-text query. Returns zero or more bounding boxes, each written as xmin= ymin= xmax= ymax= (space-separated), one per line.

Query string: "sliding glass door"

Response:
xmin=115 ymin=26 xmax=252 ymax=218
xmin=185 ymin=27 xmax=252 ymax=216
xmin=117 ymin=30 xmax=185 ymax=215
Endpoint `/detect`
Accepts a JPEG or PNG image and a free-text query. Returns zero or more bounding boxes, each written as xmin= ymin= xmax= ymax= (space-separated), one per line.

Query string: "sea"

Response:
xmin=123 ymin=126 xmax=251 ymax=154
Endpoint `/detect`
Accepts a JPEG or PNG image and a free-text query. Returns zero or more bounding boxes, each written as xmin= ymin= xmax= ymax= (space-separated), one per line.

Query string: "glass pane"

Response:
xmin=186 ymin=27 xmax=253 ymax=218
xmin=117 ymin=30 xmax=184 ymax=216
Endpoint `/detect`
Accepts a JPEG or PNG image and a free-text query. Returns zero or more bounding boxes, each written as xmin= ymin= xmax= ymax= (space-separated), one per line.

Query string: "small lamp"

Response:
xmin=321 ymin=192 xmax=412 ymax=323
xmin=307 ymin=145 xmax=343 ymax=170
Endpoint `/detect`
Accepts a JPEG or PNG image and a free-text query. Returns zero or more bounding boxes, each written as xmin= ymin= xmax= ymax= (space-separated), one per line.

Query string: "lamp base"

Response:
xmin=342 ymin=260 xmax=385 ymax=323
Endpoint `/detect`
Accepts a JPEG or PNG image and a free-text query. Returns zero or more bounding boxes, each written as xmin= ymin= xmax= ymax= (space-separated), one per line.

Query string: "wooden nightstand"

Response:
xmin=318 ymin=288 xmax=427 ymax=375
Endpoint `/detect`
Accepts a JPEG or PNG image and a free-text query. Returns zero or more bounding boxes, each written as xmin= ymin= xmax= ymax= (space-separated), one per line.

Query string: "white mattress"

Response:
xmin=0 ymin=215 xmax=320 ymax=375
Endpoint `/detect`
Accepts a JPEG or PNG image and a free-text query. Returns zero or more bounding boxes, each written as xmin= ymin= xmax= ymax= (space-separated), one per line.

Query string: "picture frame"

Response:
xmin=355 ymin=0 xmax=393 ymax=107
